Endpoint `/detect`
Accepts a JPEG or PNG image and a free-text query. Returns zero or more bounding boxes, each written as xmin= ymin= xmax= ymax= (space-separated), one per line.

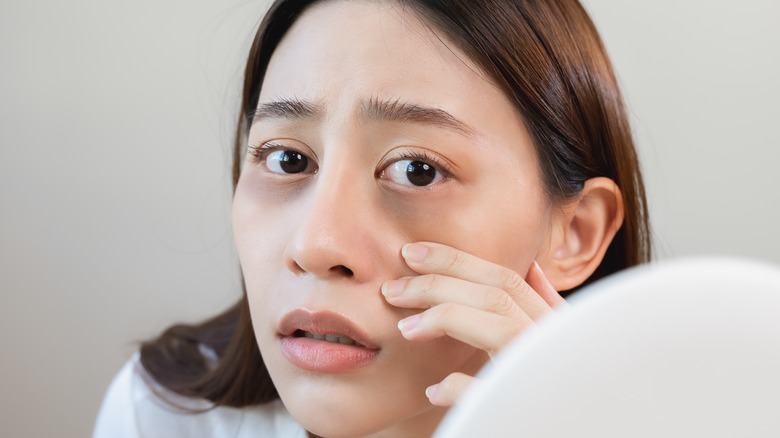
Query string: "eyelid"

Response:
xmin=246 ymin=140 xmax=319 ymax=179
xmin=381 ymin=147 xmax=454 ymax=179
xmin=248 ymin=141 xmax=283 ymax=163
xmin=248 ymin=140 xmax=315 ymax=163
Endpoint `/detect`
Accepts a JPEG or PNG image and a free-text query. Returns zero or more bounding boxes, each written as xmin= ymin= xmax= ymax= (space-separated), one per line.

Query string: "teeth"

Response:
xmin=303 ymin=332 xmax=326 ymax=340
xmin=302 ymin=331 xmax=360 ymax=346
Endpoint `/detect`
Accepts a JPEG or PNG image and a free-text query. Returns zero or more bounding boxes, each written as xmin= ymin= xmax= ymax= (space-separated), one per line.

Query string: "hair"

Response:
xmin=140 ymin=0 xmax=651 ymax=408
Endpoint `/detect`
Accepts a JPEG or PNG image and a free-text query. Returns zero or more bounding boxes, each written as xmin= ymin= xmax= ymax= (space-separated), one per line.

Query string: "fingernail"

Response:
xmin=402 ymin=243 xmax=429 ymax=263
xmin=398 ymin=314 xmax=421 ymax=333
xmin=534 ymin=260 xmax=552 ymax=284
xmin=381 ymin=279 xmax=407 ymax=297
xmin=425 ymin=384 xmax=438 ymax=399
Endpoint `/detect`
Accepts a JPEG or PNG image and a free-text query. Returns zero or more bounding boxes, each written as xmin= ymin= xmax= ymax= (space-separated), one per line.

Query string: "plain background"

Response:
xmin=1 ymin=0 xmax=778 ymax=436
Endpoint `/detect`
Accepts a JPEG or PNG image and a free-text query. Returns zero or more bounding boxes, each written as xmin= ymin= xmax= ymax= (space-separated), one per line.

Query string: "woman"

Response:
xmin=96 ymin=0 xmax=651 ymax=436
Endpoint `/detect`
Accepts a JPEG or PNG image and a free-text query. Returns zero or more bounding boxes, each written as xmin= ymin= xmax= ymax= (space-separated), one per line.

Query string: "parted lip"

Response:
xmin=278 ymin=309 xmax=380 ymax=350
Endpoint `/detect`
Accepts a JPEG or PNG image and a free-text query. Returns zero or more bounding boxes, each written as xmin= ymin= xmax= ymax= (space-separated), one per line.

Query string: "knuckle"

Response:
xmin=498 ymin=268 xmax=527 ymax=294
xmin=405 ymin=275 xmax=441 ymax=305
xmin=482 ymin=289 xmax=517 ymax=316
xmin=444 ymin=250 xmax=465 ymax=273
xmin=419 ymin=274 xmax=441 ymax=296
xmin=432 ymin=302 xmax=456 ymax=321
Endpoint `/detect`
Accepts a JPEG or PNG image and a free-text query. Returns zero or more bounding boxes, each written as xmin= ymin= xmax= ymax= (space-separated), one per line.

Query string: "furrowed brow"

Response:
xmin=360 ymin=97 xmax=475 ymax=137
xmin=250 ymin=99 xmax=321 ymax=126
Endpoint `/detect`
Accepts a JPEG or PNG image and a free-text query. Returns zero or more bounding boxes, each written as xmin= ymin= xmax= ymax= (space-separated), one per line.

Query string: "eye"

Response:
xmin=382 ymin=159 xmax=444 ymax=187
xmin=266 ymin=149 xmax=312 ymax=174
xmin=249 ymin=142 xmax=318 ymax=175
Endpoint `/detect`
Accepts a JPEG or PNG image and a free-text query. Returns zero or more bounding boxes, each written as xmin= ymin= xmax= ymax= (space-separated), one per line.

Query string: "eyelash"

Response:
xmin=385 ymin=148 xmax=453 ymax=179
xmin=247 ymin=141 xmax=453 ymax=179
xmin=248 ymin=141 xmax=286 ymax=164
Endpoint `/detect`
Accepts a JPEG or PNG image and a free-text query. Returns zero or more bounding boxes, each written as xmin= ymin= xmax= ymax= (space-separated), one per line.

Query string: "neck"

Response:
xmin=307 ymin=405 xmax=450 ymax=438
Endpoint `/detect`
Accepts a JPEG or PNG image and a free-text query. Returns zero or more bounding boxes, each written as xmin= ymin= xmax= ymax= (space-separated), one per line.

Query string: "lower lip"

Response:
xmin=280 ymin=337 xmax=379 ymax=373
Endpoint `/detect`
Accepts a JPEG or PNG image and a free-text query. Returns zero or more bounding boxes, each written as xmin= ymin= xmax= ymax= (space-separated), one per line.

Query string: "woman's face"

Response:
xmin=233 ymin=1 xmax=553 ymax=436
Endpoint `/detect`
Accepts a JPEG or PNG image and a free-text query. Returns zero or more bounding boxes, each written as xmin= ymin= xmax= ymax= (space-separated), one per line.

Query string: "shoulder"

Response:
xmin=94 ymin=353 xmax=306 ymax=438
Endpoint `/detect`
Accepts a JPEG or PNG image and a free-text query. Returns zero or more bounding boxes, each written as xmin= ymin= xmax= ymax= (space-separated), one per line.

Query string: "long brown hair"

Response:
xmin=141 ymin=0 xmax=651 ymax=407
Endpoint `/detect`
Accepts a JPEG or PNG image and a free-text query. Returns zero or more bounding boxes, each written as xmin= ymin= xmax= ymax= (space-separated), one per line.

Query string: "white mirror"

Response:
xmin=436 ymin=258 xmax=780 ymax=438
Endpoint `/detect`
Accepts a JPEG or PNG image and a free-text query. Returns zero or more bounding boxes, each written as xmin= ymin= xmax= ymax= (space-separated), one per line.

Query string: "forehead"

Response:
xmin=258 ymin=0 xmax=508 ymax=121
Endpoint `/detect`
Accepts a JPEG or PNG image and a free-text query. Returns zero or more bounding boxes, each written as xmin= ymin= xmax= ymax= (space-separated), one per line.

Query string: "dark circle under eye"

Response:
xmin=406 ymin=161 xmax=437 ymax=186
xmin=278 ymin=150 xmax=308 ymax=174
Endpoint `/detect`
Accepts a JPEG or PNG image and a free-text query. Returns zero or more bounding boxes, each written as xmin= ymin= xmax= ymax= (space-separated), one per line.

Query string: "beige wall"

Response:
xmin=1 ymin=0 xmax=778 ymax=436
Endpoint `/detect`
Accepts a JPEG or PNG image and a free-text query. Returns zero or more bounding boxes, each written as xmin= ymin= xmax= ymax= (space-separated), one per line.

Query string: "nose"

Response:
xmin=285 ymin=164 xmax=381 ymax=284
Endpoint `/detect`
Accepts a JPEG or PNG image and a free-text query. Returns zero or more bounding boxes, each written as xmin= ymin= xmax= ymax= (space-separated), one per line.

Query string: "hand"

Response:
xmin=381 ymin=242 xmax=565 ymax=407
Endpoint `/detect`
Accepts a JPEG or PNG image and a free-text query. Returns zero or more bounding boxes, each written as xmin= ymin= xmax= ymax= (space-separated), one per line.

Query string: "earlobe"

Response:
xmin=539 ymin=177 xmax=625 ymax=292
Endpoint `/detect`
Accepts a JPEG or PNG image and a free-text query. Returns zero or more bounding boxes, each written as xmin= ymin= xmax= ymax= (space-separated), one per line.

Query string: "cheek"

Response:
xmin=387 ymin=179 xmax=550 ymax=272
xmin=404 ymin=337 xmax=488 ymax=381
xmin=232 ymin=169 xmax=297 ymax=258
xmin=232 ymin=177 xmax=291 ymax=306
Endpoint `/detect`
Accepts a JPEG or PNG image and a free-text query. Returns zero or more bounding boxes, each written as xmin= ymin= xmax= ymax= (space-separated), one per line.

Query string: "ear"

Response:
xmin=538 ymin=177 xmax=625 ymax=292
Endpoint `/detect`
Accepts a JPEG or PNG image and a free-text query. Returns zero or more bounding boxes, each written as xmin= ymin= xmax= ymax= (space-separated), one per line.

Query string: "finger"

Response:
xmin=526 ymin=261 xmax=568 ymax=308
xmin=401 ymin=242 xmax=550 ymax=320
xmin=426 ymin=372 xmax=476 ymax=407
xmin=397 ymin=302 xmax=533 ymax=356
xmin=382 ymin=274 xmax=526 ymax=320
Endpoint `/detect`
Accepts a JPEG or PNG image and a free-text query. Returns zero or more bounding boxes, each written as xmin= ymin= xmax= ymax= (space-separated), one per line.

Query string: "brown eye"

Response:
xmin=384 ymin=159 xmax=441 ymax=187
xmin=405 ymin=161 xmax=436 ymax=186
xmin=267 ymin=150 xmax=312 ymax=174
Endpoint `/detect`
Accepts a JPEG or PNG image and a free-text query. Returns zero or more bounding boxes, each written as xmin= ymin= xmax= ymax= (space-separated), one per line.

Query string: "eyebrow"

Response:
xmin=250 ymin=99 xmax=321 ymax=123
xmin=360 ymin=96 xmax=475 ymax=137
xmin=250 ymin=97 xmax=475 ymax=138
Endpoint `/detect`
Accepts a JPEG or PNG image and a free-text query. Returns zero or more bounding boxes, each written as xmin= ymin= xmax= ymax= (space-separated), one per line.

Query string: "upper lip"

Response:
xmin=278 ymin=309 xmax=380 ymax=350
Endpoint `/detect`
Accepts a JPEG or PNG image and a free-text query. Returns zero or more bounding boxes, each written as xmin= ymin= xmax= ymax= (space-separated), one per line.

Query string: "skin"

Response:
xmin=232 ymin=1 xmax=621 ymax=436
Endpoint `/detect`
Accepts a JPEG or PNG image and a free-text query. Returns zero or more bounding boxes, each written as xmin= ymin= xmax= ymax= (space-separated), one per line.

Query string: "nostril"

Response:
xmin=334 ymin=265 xmax=353 ymax=277
xmin=289 ymin=260 xmax=306 ymax=275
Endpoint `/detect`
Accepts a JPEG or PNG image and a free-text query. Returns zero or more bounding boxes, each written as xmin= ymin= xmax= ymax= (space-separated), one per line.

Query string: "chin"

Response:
xmin=280 ymin=385 xmax=446 ymax=438
xmin=271 ymin=363 xmax=442 ymax=437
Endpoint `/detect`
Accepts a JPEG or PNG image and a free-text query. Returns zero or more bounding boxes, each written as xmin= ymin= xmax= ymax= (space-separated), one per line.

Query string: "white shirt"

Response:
xmin=94 ymin=354 xmax=307 ymax=437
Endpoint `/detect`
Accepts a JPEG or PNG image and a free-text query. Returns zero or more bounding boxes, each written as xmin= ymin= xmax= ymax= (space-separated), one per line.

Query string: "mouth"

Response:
xmin=278 ymin=309 xmax=380 ymax=373
xmin=293 ymin=329 xmax=366 ymax=347
xmin=278 ymin=309 xmax=379 ymax=349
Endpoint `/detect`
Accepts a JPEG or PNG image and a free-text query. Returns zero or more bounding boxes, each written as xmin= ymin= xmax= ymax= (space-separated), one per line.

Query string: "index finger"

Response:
xmin=401 ymin=242 xmax=552 ymax=320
